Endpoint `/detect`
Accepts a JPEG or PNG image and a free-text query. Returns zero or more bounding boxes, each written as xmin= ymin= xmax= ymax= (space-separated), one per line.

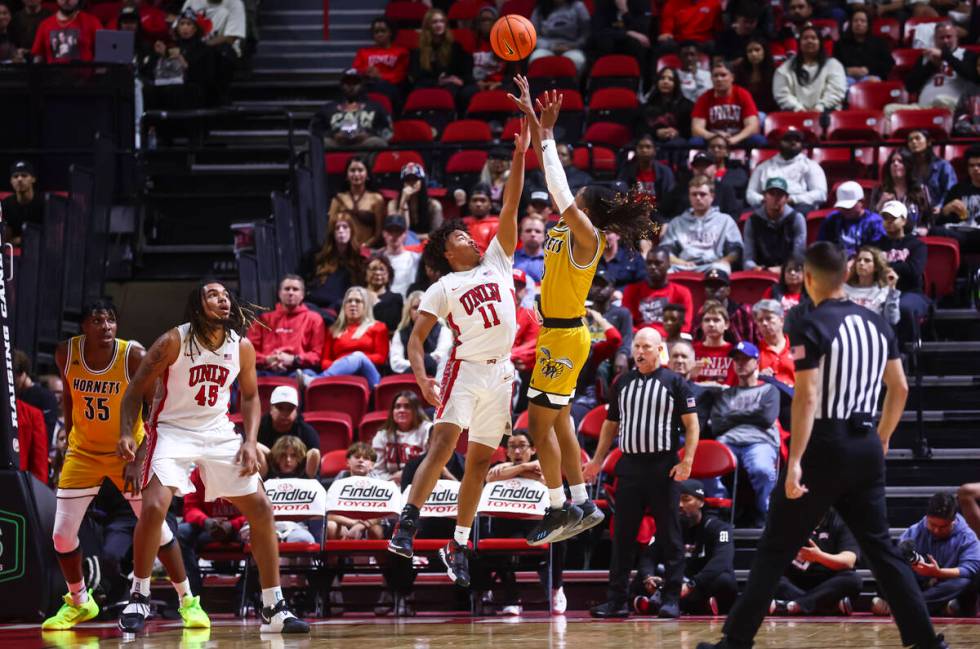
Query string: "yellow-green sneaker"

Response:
xmin=178 ymin=595 xmax=211 ymax=628
xmin=41 ymin=590 xmax=99 ymax=630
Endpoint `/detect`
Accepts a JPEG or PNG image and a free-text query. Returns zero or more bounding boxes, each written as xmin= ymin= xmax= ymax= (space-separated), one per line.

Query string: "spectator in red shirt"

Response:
xmin=622 ymin=247 xmax=694 ymax=336
xmin=753 ymin=299 xmax=795 ymax=387
xmin=511 ymin=268 xmax=540 ymax=374
xmin=691 ymin=61 xmax=765 ymax=148
xmin=31 ymin=0 xmax=101 ymax=63
xmin=314 ymin=286 xmax=389 ymax=389
xmin=352 ymin=17 xmax=408 ymax=107
xmin=177 ymin=467 xmax=246 ymax=594
xmin=249 ymin=275 xmax=326 ymax=376
xmin=658 ymin=0 xmax=723 ymax=47
xmin=16 ymin=398 xmax=48 ymax=483
xmin=692 ymin=300 xmax=736 ymax=385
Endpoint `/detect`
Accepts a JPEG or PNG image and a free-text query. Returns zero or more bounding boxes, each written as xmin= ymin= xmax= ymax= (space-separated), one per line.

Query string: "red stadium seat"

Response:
xmin=847 ymin=81 xmax=907 ymax=111
xmin=375 ymin=374 xmax=426 ymax=412
xmin=403 ymin=87 xmax=456 ymax=133
xmin=669 ymin=271 xmax=706 ymax=316
xmin=385 ymin=2 xmax=428 ymax=29
xmin=305 ymin=376 xmax=370 ymax=430
xmin=806 ymin=209 xmax=834 ymax=245
xmin=394 ymin=28 xmax=420 ymax=50
xmin=573 ymin=145 xmax=617 ymax=177
xmin=90 ymin=1 xmax=122 ymax=26
xmin=528 ymin=55 xmax=578 ymax=92
xmin=810 ymin=18 xmax=840 ymax=41
xmin=945 ymin=143 xmax=971 ymax=180
xmin=501 ymin=117 xmax=523 ymax=141
xmin=811 ymin=147 xmax=873 ymax=185
xmin=825 ymin=109 xmax=885 ymax=141
xmin=578 ymin=404 xmax=608 ymax=441
xmin=445 ymin=149 xmax=489 ymax=188
xmin=320 ymin=449 xmax=349 ymax=478
xmin=904 ymin=16 xmax=944 ymax=47
xmin=238 ymin=376 xmax=297 ymax=414
xmin=325 ymin=152 xmax=356 ymax=179
xmin=750 ymin=148 xmax=779 ymax=168
xmin=305 ymin=411 xmax=354 ymax=453
xmin=582 ymin=121 xmax=632 ymax=149
xmin=729 ymin=270 xmax=779 ymax=306
xmin=469 ymin=218 xmax=500 ymax=252
xmin=358 ymin=410 xmax=388 ymax=443
xmin=372 ymin=150 xmax=425 ymax=189
xmin=764 ymin=111 xmax=823 ymax=142
xmin=499 ymin=0 xmax=534 ymax=17
xmin=587 ymin=87 xmax=640 ymax=125
xmin=889 ymin=49 xmax=924 ymax=81
xmin=678 ymin=440 xmax=737 ymax=519
xmin=888 ymin=108 xmax=952 ymax=141
xmin=447 ymin=0 xmax=485 ymax=24
xmin=872 ymin=17 xmax=901 ymax=47
xmin=466 ymin=89 xmax=515 ymax=123
xmin=390 ymin=119 xmax=434 ymax=144
xmin=366 ymin=92 xmax=393 ymax=115
xmin=921 ymin=236 xmax=960 ymax=300
xmin=513 ymin=409 xmax=529 ymax=431
xmin=537 ymin=89 xmax=585 ymax=140
xmin=588 ymin=54 xmax=641 ymax=92
xmin=440 ymin=119 xmax=492 ymax=144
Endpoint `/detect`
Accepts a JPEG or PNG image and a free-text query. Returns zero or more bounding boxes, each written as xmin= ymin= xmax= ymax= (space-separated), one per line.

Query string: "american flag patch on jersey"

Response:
xmin=686 ymin=397 xmax=696 ymax=408
xmin=224 ymin=353 xmax=232 ymax=360
xmin=791 ymin=345 xmax=806 ymax=360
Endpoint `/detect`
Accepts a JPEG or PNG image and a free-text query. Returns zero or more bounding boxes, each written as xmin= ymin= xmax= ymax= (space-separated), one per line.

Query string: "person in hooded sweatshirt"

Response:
xmin=661 ymin=175 xmax=743 ymax=274
xmin=745 ymin=129 xmax=827 ymax=217
xmin=743 ymin=177 xmax=806 ymax=273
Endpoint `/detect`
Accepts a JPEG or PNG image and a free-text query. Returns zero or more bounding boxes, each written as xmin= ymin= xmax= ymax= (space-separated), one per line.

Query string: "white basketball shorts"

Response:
xmin=144 ymin=426 xmax=260 ymax=501
xmin=435 ymin=358 xmax=514 ymax=448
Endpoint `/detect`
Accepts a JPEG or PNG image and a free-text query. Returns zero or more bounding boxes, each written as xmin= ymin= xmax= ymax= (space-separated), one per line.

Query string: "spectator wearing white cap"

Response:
xmin=745 ymin=129 xmax=827 ymax=217
xmin=256 ymin=386 xmax=321 ymax=479
xmin=525 ymin=190 xmax=554 ymax=222
xmin=817 ymin=181 xmax=884 ymax=258
xmin=872 ymin=200 xmax=930 ymax=343
xmin=514 ymin=213 xmax=546 ymax=282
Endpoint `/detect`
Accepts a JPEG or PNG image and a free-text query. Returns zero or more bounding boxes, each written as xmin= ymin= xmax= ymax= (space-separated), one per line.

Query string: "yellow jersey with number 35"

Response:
xmin=540 ymin=219 xmax=606 ymax=319
xmin=65 ymin=336 xmax=145 ymax=456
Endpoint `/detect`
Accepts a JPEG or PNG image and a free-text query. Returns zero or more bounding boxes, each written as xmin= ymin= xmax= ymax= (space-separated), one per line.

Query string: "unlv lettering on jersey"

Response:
xmin=459 ymin=283 xmax=501 ymax=316
xmin=708 ymin=104 xmax=743 ymax=125
xmin=188 ymin=364 xmax=231 ymax=387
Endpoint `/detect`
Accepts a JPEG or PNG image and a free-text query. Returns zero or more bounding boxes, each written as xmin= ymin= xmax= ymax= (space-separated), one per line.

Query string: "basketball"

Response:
xmin=490 ymin=14 xmax=536 ymax=62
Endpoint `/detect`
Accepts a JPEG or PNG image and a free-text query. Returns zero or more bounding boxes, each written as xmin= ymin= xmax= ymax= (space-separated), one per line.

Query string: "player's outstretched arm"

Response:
xmin=118 ymin=329 xmax=180 ymax=461
xmin=408 ymin=311 xmax=442 ymax=407
xmin=497 ymin=117 xmax=530 ymax=256
xmin=236 ymin=338 xmax=261 ymax=476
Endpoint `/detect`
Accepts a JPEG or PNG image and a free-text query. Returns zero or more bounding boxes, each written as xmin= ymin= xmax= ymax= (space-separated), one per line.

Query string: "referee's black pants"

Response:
xmin=608 ymin=453 xmax=684 ymax=605
xmin=722 ymin=424 xmax=937 ymax=648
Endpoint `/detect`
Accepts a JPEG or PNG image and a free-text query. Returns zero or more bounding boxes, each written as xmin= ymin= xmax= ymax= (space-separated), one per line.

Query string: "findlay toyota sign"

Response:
xmin=326 ymin=477 xmax=402 ymax=519
xmin=477 ymin=478 xmax=548 ymax=518
xmin=414 ymin=480 xmax=460 ymax=518
xmin=264 ymin=479 xmax=327 ymax=518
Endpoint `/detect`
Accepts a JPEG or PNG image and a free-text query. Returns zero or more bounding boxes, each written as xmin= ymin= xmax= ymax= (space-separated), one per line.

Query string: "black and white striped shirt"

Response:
xmin=607 ymin=367 xmax=696 ymax=453
xmin=790 ymin=299 xmax=900 ymax=421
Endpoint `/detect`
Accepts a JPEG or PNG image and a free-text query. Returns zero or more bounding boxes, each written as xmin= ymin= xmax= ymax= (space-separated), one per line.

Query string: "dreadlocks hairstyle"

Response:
xmin=81 ymin=298 xmax=119 ymax=323
xmin=422 ymin=218 xmax=467 ymax=277
xmin=184 ymin=279 xmax=263 ymax=359
xmin=580 ymin=185 xmax=659 ymax=251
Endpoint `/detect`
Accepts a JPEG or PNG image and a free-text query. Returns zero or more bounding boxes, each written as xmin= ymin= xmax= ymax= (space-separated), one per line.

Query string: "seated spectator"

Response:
xmin=668 ymin=340 xmax=713 ymax=431
xmin=744 ymin=178 xmax=807 ymax=272
xmin=705 ymin=135 xmax=751 ymax=207
xmin=10 ymin=0 xmax=50 ymax=52
xmin=352 ymin=17 xmax=408 ymax=107
xmin=327 ymin=443 xmax=387 ymax=540
xmin=40 ymin=373 xmax=66 ymax=447
xmin=461 ymin=6 xmax=511 ymax=113
xmin=641 ymin=67 xmax=693 ymax=167
xmin=871 ymin=149 xmax=934 ymax=233
xmin=664 ymin=152 xmax=741 ymax=219
xmin=108 ymin=0 xmax=170 ymax=42
xmin=818 ymin=181 xmax=885 ymax=257
xmin=773 ymin=25 xmax=847 ymax=113
xmin=0 ymin=3 xmax=20 ymax=62
xmin=409 ymin=9 xmax=472 ymax=104
xmin=462 ymin=183 xmax=496 ymax=227
xmin=733 ymin=37 xmax=778 ymax=115
xmin=364 ymin=252 xmax=404 ymax=333
xmin=181 ymin=0 xmax=246 ymax=56
xmin=525 ymin=190 xmax=555 ymax=224
xmin=315 ymin=286 xmax=389 ymax=389
xmin=311 ymin=68 xmax=392 ymax=150
xmin=178 ymin=467 xmax=245 ymax=594
xmin=381 ymin=216 xmax=422 ymax=297
xmin=708 ymin=341 xmax=780 ymax=527
xmin=771 ymin=508 xmax=862 ymax=616
xmin=874 ymin=493 xmax=980 ymax=617
xmin=658 ymin=0 xmax=722 ymax=48
xmin=248 ymin=275 xmax=325 ymax=376
xmin=746 ymin=130 xmax=828 ymax=216
xmin=1 ymin=160 xmax=42 ymax=245
xmin=514 ymin=214 xmax=546 ymax=282
xmin=833 ymin=8 xmax=894 ymax=85
xmin=388 ymin=162 xmax=443 ymax=239
xmin=843 ymin=246 xmax=901 ymax=326
xmin=691 ymin=61 xmax=765 ymax=148
xmin=677 ymin=41 xmax=712 ymax=103
xmin=754 ymin=299 xmax=794 ymax=387
xmin=330 ymin=156 xmax=386 ymax=249
xmin=256 ymin=386 xmax=321 ymax=479
xmin=568 ymin=304 xmax=624 ymax=426
xmin=390 ymin=289 xmax=453 ymax=378
xmin=763 ymin=253 xmax=807 ymax=313
xmin=370 ymin=391 xmax=432 ymax=484
xmin=905 ymin=22 xmax=979 ymax=112
xmin=716 ymin=3 xmax=764 ymax=64
xmin=590 ymin=0 xmax=651 ymax=86
xmin=301 ymin=212 xmax=365 ymax=317
xmin=31 ymin=0 xmax=100 ymax=63
xmin=618 ymin=134 xmax=676 ymax=199
xmin=511 ymin=270 xmax=541 ymax=376
xmin=267 ymin=435 xmax=318 ymax=480
xmin=16 ymin=398 xmax=48 ymax=484
xmin=663 ymin=304 xmax=689 ymax=343
xmin=661 ymin=176 xmax=743 ymax=273
xmin=478 ymin=147 xmax=511 ymax=214
xmin=632 ymin=479 xmax=737 ymax=615
xmin=952 ymin=58 xmax=980 ymax=136
xmin=692 ymin=300 xmax=736 ymax=385
xmin=873 ymin=201 xmax=930 ymax=342
xmin=13 ymin=349 xmax=58 ymax=441
xmin=529 ymin=0 xmax=591 ymax=77
xmin=939 ymin=145 xmax=980 ymax=247
xmin=909 ymin=130 xmax=958 ymax=216
xmin=598 ymin=232 xmax=647 ymax=288
xmin=623 ymin=247 xmax=694 ymax=337
xmin=141 ymin=10 xmax=216 ymax=111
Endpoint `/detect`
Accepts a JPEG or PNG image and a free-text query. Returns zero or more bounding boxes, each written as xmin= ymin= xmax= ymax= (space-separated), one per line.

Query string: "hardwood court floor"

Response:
xmin=5 ymin=614 xmax=980 ymax=649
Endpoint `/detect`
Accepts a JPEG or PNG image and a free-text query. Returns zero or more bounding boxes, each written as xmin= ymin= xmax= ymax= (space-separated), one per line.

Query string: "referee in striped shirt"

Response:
xmin=699 ymin=242 xmax=947 ymax=649
xmin=584 ymin=327 xmax=700 ymax=618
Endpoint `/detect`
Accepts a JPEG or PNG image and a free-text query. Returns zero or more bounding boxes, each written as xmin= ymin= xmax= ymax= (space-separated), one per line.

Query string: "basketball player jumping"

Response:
xmin=117 ymin=281 xmax=308 ymax=634
xmin=387 ymin=115 xmax=529 ymax=588
xmin=510 ymin=76 xmax=657 ymax=544
xmin=42 ymin=301 xmax=208 ymax=630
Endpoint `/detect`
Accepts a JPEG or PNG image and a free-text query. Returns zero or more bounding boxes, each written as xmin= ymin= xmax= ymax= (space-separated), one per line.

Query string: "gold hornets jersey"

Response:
xmin=65 ymin=336 xmax=145 ymax=456
xmin=540 ymin=219 xmax=607 ymax=319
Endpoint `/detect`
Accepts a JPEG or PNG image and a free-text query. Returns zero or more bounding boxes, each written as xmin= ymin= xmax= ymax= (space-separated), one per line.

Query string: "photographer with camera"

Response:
xmin=872 ymin=493 xmax=980 ymax=618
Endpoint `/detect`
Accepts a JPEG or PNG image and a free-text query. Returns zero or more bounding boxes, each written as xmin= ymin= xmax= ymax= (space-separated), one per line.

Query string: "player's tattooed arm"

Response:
xmin=118 ymin=329 xmax=180 ymax=462
xmin=55 ymin=341 xmax=73 ymax=441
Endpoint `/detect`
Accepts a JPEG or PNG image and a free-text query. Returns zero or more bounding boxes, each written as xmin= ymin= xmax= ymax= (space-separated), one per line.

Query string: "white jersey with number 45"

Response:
xmin=419 ymin=237 xmax=517 ymax=362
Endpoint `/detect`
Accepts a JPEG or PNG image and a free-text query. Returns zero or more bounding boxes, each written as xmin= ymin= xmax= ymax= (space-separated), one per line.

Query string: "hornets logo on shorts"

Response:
xmin=539 ymin=347 xmax=574 ymax=379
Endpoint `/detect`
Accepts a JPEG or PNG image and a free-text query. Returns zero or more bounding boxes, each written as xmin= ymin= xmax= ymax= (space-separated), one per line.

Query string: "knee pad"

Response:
xmin=159 ymin=519 xmax=175 ymax=546
xmin=52 ymin=496 xmax=94 ymax=554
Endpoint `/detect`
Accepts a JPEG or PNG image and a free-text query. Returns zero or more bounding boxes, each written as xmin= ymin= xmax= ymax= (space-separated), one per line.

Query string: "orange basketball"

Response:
xmin=490 ymin=14 xmax=536 ymax=62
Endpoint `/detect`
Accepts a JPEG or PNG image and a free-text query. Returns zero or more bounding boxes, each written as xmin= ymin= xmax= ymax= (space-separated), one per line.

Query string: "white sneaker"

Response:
xmin=501 ymin=605 xmax=523 ymax=616
xmin=871 ymin=597 xmax=891 ymax=617
xmin=259 ymin=600 xmax=310 ymax=634
xmin=551 ymin=587 xmax=567 ymax=615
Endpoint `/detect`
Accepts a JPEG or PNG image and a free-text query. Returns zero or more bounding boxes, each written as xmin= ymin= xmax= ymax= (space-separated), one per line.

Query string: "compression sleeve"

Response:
xmin=540 ymin=139 xmax=575 ymax=213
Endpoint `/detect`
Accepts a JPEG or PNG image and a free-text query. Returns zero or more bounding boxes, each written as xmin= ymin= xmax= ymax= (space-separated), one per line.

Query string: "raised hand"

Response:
xmin=535 ymin=90 xmax=563 ymax=130
xmin=507 ymin=74 xmax=538 ymax=122
xmin=514 ymin=117 xmax=531 ymax=153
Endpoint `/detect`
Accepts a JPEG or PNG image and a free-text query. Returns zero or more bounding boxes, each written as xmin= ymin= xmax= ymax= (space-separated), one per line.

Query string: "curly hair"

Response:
xmin=422 ymin=218 xmax=468 ymax=277
xmin=184 ymin=279 xmax=262 ymax=359
xmin=847 ymin=246 xmax=891 ymax=288
xmin=580 ymin=185 xmax=659 ymax=251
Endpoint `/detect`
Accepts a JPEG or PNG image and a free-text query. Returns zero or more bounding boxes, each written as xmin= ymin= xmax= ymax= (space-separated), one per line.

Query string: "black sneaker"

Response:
xmin=526 ymin=503 xmax=583 ymax=546
xmin=438 ymin=540 xmax=471 ymax=588
xmin=658 ymin=599 xmax=681 ymax=619
xmin=553 ymin=499 xmax=605 ymax=542
xmin=589 ymin=600 xmax=630 ymax=618
xmin=387 ymin=515 xmax=419 ymax=558
xmin=118 ymin=593 xmax=150 ymax=633
xmin=259 ymin=599 xmax=310 ymax=634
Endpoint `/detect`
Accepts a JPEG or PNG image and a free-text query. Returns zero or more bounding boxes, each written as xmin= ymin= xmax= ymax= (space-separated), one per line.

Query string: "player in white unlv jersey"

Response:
xmin=116 ymin=280 xmax=309 ymax=635
xmin=388 ymin=113 xmax=531 ymax=590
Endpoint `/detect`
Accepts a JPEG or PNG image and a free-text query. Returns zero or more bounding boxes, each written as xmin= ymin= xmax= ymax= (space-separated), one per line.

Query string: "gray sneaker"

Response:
xmin=551 ymin=499 xmax=605 ymax=542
